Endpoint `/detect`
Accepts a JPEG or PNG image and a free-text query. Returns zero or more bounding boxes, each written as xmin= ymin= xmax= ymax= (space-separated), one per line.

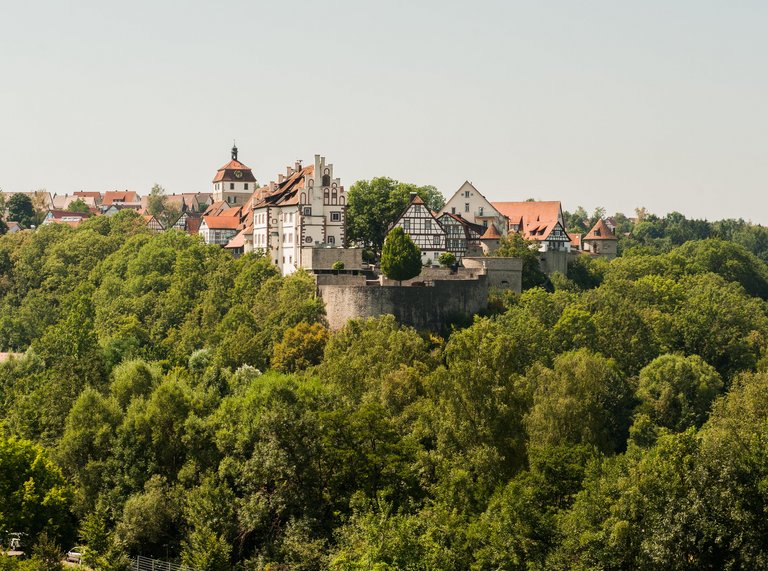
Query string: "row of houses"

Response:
xmin=4 ymin=147 xmax=618 ymax=276
xmin=196 ymin=146 xmax=618 ymax=275
xmin=2 ymin=188 xmax=215 ymax=234
xmin=391 ymin=182 xmax=617 ymax=274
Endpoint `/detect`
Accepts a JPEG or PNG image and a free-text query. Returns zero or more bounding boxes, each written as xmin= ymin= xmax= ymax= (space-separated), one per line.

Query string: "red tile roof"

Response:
xmin=103 ymin=191 xmax=139 ymax=206
xmin=212 ymin=159 xmax=257 ymax=183
xmin=584 ymin=218 xmax=616 ymax=241
xmin=253 ymin=165 xmax=316 ymax=208
xmin=224 ymin=229 xmax=247 ymax=249
xmin=492 ymin=201 xmax=565 ymax=242
xmin=202 ymin=215 xmax=240 ymax=230
xmin=481 ymin=224 xmax=501 ymax=239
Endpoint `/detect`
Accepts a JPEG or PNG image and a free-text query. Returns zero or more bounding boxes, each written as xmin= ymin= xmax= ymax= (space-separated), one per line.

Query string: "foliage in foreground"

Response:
xmin=1 ymin=211 xmax=768 ymax=569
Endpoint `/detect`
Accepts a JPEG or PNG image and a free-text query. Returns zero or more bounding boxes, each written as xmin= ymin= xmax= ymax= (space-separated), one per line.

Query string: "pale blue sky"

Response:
xmin=1 ymin=1 xmax=766 ymax=222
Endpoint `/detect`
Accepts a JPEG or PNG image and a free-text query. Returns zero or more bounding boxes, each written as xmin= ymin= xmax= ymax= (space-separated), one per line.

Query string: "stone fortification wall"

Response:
xmin=462 ymin=257 xmax=523 ymax=293
xmin=301 ymin=247 xmax=363 ymax=270
xmin=379 ymin=266 xmax=483 ymax=286
xmin=319 ymin=276 xmax=488 ymax=331
xmin=314 ymin=274 xmax=367 ymax=286
xmin=539 ymin=250 xmax=568 ymax=275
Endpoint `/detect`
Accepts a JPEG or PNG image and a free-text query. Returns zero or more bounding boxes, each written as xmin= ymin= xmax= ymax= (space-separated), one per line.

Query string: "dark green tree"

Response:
xmin=7 ymin=193 xmax=36 ymax=228
xmin=67 ymin=199 xmax=91 ymax=213
xmin=380 ymin=227 xmax=422 ymax=284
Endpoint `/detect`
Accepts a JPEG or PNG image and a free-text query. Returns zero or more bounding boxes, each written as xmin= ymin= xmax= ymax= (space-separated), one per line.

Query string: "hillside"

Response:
xmin=2 ymin=209 xmax=768 ymax=569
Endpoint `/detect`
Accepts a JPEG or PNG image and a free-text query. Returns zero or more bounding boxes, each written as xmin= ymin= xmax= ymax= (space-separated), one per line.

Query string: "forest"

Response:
xmin=2 ymin=208 xmax=768 ymax=570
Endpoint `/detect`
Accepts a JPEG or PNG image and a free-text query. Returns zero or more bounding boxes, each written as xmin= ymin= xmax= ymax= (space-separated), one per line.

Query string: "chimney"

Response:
xmin=295 ymin=159 xmax=302 ymax=172
xmin=278 ymin=174 xmax=285 ymax=183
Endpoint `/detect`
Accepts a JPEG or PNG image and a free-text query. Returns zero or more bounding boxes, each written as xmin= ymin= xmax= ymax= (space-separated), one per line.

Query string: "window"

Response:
xmin=478 ymin=206 xmax=484 ymax=216
xmin=451 ymin=207 xmax=456 ymax=214
xmin=328 ymin=236 xmax=335 ymax=244
xmin=322 ymin=173 xmax=331 ymax=186
xmin=464 ymin=191 xmax=470 ymax=198
xmin=464 ymin=203 xmax=470 ymax=213
xmin=403 ymin=219 xmax=410 ymax=232
xmin=244 ymin=183 xmax=249 ymax=190
xmin=230 ymin=183 xmax=235 ymax=190
xmin=425 ymin=220 xmax=431 ymax=232
xmin=331 ymin=212 xmax=341 ymax=222
xmin=304 ymin=207 xmax=312 ymax=216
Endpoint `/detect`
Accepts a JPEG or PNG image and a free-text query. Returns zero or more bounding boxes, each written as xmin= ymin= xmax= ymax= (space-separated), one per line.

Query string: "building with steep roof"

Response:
xmin=199 ymin=215 xmax=241 ymax=245
xmin=582 ymin=218 xmax=618 ymax=259
xmin=492 ymin=200 xmax=571 ymax=275
xmin=392 ymin=193 xmax=448 ymax=265
xmin=436 ymin=211 xmax=485 ymax=259
xmin=440 ymin=181 xmax=507 ymax=234
xmin=212 ymin=145 xmax=257 ymax=206
xmin=251 ymin=154 xmax=347 ymax=275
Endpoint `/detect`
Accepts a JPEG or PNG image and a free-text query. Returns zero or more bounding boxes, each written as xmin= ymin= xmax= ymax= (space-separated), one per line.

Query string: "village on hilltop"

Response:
xmin=1 ymin=146 xmax=620 ymax=329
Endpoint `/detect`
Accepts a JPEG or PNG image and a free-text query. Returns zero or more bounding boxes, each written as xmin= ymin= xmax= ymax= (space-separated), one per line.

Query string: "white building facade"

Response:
xmin=440 ymin=181 xmax=508 ymax=234
xmin=251 ymin=155 xmax=347 ymax=275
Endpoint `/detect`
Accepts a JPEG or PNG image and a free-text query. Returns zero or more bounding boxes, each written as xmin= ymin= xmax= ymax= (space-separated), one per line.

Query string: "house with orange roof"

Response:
xmin=199 ymin=215 xmax=241 ymax=246
xmin=582 ymin=218 xmax=618 ymax=259
xmin=492 ymin=200 xmax=571 ymax=274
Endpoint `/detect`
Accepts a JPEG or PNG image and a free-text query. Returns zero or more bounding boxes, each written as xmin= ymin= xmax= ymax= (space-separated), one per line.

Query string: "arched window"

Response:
xmin=322 ymin=170 xmax=331 ymax=186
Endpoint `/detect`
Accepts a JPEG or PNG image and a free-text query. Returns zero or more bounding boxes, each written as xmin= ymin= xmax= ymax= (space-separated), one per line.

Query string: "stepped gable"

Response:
xmin=584 ymin=218 xmax=616 ymax=240
xmin=254 ymin=164 xmax=315 ymax=208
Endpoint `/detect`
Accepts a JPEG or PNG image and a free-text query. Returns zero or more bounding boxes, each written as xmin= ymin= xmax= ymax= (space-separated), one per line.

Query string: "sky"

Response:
xmin=1 ymin=0 xmax=766 ymax=223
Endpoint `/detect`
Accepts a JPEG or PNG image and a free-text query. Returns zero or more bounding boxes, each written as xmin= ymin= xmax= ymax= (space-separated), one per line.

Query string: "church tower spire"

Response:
xmin=231 ymin=141 xmax=238 ymax=161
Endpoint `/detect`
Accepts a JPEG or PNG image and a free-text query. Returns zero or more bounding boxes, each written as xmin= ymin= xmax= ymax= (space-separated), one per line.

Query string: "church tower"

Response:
xmin=212 ymin=144 xmax=257 ymax=205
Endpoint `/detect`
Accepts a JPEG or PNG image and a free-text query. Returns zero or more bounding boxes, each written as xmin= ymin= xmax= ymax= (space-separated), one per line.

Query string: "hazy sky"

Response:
xmin=1 ymin=1 xmax=766 ymax=222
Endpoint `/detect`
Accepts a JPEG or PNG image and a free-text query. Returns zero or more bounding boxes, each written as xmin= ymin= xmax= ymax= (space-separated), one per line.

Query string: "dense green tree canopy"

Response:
xmin=1 ymin=206 xmax=768 ymax=568
xmin=6 ymin=194 xmax=36 ymax=229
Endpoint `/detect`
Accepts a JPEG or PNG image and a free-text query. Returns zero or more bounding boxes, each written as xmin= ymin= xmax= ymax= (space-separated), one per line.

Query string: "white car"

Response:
xmin=66 ymin=547 xmax=83 ymax=564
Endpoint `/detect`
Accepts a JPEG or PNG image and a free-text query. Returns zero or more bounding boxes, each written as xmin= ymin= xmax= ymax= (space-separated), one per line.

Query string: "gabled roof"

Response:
xmin=202 ymin=215 xmax=240 ymax=230
xmin=492 ymin=201 xmax=565 ymax=242
xmin=437 ymin=212 xmax=487 ymax=237
xmin=584 ymin=218 xmax=617 ymax=241
xmin=103 ymin=191 xmax=139 ymax=206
